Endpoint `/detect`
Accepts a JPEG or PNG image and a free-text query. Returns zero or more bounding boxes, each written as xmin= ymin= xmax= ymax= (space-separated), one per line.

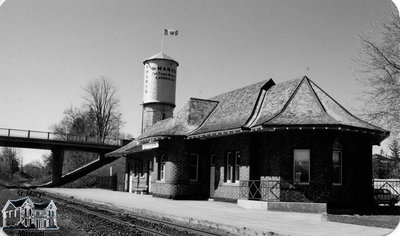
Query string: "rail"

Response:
xmin=374 ymin=179 xmax=400 ymax=206
xmin=0 ymin=128 xmax=122 ymax=146
xmin=240 ymin=179 xmax=400 ymax=205
xmin=239 ymin=180 xmax=333 ymax=203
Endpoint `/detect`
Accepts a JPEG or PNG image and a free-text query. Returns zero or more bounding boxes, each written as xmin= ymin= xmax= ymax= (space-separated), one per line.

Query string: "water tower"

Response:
xmin=141 ymin=52 xmax=179 ymax=134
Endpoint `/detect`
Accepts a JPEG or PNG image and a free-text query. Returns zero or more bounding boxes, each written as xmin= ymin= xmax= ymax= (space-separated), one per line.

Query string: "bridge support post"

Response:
xmin=51 ymin=149 xmax=64 ymax=186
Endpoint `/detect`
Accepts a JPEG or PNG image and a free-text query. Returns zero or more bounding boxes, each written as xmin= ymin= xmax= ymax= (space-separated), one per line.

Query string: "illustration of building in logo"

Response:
xmin=1 ymin=197 xmax=58 ymax=230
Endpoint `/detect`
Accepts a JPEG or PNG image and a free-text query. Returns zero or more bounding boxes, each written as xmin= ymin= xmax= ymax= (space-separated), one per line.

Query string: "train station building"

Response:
xmin=106 ymin=52 xmax=389 ymax=212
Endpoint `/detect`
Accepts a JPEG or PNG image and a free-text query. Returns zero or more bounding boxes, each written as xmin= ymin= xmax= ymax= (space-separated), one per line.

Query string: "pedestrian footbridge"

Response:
xmin=0 ymin=128 xmax=126 ymax=187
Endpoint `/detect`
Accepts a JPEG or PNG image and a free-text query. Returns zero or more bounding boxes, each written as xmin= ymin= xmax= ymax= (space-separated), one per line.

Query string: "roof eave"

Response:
xmin=258 ymin=124 xmax=389 ymax=138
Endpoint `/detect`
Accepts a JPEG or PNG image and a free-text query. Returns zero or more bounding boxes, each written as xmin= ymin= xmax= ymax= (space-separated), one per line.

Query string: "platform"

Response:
xmin=39 ymin=188 xmax=393 ymax=236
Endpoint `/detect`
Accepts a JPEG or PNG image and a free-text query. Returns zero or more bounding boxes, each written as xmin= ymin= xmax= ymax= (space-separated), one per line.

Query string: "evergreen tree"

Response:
xmin=389 ymin=139 xmax=400 ymax=160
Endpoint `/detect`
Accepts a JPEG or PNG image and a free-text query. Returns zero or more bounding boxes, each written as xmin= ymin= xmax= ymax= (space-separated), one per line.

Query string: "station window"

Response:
xmin=210 ymin=154 xmax=216 ymax=166
xmin=332 ymin=142 xmax=342 ymax=185
xmin=235 ymin=152 xmax=240 ymax=182
xmin=293 ymin=149 xmax=310 ymax=184
xmin=224 ymin=151 xmax=240 ymax=183
xmin=158 ymin=153 xmax=166 ymax=181
xmin=148 ymin=160 xmax=153 ymax=171
xmin=224 ymin=152 xmax=232 ymax=182
xmin=189 ymin=154 xmax=199 ymax=181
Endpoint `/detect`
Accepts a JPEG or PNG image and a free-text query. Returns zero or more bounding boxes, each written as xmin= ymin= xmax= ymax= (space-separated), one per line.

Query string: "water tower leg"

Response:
xmin=51 ymin=149 xmax=64 ymax=186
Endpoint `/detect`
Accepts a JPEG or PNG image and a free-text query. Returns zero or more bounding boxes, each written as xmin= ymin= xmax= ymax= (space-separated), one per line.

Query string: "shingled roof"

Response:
xmin=106 ymin=98 xmax=218 ymax=157
xmin=169 ymin=76 xmax=385 ymax=137
xmin=252 ymin=77 xmax=385 ymax=131
xmin=138 ymin=98 xmax=218 ymax=140
xmin=190 ymin=80 xmax=271 ymax=135
xmin=33 ymin=201 xmax=51 ymax=210
xmin=106 ymin=139 xmax=141 ymax=157
xmin=107 ymin=76 xmax=388 ymax=157
xmin=9 ymin=197 xmax=30 ymax=208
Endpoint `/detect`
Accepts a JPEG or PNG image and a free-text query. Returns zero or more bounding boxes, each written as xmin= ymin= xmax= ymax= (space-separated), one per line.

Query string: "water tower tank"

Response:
xmin=141 ymin=52 xmax=179 ymax=134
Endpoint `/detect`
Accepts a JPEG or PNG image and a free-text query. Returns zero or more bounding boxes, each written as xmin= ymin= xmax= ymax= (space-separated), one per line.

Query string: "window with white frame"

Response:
xmin=157 ymin=153 xmax=166 ymax=181
xmin=189 ymin=154 xmax=199 ymax=181
xmin=224 ymin=151 xmax=240 ymax=183
xmin=293 ymin=149 xmax=310 ymax=184
xmin=224 ymin=152 xmax=232 ymax=182
xmin=332 ymin=142 xmax=342 ymax=185
xmin=234 ymin=152 xmax=240 ymax=182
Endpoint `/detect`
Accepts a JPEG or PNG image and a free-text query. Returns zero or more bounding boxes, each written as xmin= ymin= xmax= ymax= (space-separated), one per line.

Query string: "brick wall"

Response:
xmin=250 ymin=129 xmax=374 ymax=211
xmin=142 ymin=104 xmax=174 ymax=133
xmin=201 ymin=134 xmax=251 ymax=201
xmin=123 ymin=129 xmax=375 ymax=211
xmin=149 ymin=138 xmax=208 ymax=199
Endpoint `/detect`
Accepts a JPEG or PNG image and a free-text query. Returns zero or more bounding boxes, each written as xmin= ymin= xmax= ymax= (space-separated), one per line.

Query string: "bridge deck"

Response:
xmin=0 ymin=128 xmax=124 ymax=152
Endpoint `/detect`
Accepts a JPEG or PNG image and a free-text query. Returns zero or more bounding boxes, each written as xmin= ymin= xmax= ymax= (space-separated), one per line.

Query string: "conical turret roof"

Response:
xmin=143 ymin=52 xmax=179 ymax=65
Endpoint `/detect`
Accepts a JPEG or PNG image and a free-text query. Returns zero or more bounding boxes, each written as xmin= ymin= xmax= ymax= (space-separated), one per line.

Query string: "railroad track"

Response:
xmin=64 ymin=202 xmax=170 ymax=236
xmin=47 ymin=192 xmax=231 ymax=236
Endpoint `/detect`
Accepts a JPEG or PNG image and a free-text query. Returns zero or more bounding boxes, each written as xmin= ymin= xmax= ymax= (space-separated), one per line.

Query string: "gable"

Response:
xmin=187 ymin=99 xmax=219 ymax=126
xmin=191 ymin=80 xmax=268 ymax=135
xmin=10 ymin=197 xmax=31 ymax=208
xmin=2 ymin=201 xmax=15 ymax=213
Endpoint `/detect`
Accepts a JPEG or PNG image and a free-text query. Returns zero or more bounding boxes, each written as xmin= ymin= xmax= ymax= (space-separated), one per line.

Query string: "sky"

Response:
xmin=0 ymin=0 xmax=397 ymax=164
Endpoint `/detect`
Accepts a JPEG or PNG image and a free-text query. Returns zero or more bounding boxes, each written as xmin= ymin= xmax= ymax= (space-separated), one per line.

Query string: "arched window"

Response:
xmin=333 ymin=141 xmax=342 ymax=150
xmin=332 ymin=141 xmax=342 ymax=185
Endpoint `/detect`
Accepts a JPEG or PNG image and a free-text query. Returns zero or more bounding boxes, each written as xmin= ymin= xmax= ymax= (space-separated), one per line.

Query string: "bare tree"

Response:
xmin=51 ymin=106 xmax=95 ymax=138
xmin=358 ymin=14 xmax=400 ymax=136
xmin=50 ymin=77 xmax=124 ymax=174
xmin=84 ymin=76 xmax=123 ymax=140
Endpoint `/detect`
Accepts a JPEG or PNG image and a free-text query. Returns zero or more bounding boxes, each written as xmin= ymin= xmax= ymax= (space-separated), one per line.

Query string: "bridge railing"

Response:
xmin=0 ymin=128 xmax=122 ymax=146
